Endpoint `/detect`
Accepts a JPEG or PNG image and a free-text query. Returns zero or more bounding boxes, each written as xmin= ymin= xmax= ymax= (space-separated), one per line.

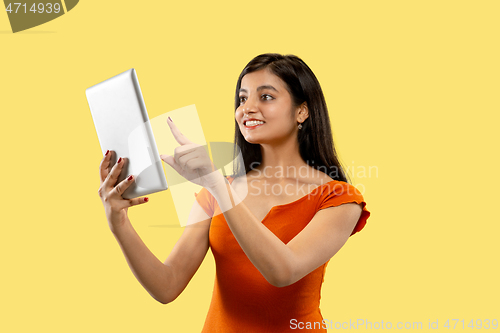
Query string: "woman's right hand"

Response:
xmin=98 ymin=150 xmax=149 ymax=232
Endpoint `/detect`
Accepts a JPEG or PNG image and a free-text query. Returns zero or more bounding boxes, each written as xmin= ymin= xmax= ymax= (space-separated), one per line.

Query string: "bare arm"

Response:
xmin=209 ymin=181 xmax=362 ymax=287
xmin=111 ymin=200 xmax=211 ymax=304
xmin=98 ymin=150 xmax=212 ymax=304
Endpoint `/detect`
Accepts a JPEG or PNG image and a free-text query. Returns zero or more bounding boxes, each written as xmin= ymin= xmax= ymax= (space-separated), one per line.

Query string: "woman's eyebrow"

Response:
xmin=239 ymin=85 xmax=279 ymax=93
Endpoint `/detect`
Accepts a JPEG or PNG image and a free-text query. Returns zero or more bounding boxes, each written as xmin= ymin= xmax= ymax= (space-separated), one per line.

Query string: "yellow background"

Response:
xmin=1 ymin=1 xmax=499 ymax=332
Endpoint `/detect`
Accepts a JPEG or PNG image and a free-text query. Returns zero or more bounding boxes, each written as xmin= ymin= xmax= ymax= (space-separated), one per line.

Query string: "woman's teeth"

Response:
xmin=246 ymin=121 xmax=264 ymax=126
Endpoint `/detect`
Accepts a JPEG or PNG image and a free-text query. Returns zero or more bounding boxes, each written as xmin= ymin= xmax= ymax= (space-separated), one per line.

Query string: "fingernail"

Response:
xmin=127 ymin=175 xmax=133 ymax=181
xmin=144 ymin=197 xmax=149 ymax=202
xmin=117 ymin=157 xmax=122 ymax=163
xmin=105 ymin=150 xmax=109 ymax=156
xmin=168 ymin=116 xmax=172 ymax=122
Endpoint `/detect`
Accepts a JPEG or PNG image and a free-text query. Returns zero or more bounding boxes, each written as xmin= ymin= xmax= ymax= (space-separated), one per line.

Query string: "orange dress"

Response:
xmin=194 ymin=176 xmax=371 ymax=333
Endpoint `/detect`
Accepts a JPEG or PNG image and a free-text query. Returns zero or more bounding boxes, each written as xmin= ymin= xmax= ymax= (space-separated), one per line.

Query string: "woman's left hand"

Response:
xmin=160 ymin=117 xmax=225 ymax=189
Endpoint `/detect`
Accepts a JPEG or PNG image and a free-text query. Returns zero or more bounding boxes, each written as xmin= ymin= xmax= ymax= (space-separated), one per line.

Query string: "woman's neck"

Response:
xmin=254 ymin=139 xmax=309 ymax=180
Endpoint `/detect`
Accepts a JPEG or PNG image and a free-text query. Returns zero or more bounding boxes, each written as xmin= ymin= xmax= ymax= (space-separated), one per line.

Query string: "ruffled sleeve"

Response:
xmin=318 ymin=182 xmax=371 ymax=236
xmin=194 ymin=187 xmax=216 ymax=218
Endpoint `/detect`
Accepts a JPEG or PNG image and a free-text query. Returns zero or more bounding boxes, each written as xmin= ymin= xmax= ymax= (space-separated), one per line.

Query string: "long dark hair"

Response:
xmin=231 ymin=53 xmax=350 ymax=184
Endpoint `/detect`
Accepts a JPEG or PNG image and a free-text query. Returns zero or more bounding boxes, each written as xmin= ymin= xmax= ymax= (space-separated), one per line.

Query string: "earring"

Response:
xmin=298 ymin=123 xmax=303 ymax=130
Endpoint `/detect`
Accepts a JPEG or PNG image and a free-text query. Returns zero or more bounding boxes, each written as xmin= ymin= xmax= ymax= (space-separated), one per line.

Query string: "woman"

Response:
xmin=98 ymin=53 xmax=371 ymax=332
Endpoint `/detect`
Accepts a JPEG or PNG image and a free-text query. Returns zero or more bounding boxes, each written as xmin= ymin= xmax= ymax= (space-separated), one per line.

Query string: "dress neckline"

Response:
xmin=226 ymin=175 xmax=338 ymax=224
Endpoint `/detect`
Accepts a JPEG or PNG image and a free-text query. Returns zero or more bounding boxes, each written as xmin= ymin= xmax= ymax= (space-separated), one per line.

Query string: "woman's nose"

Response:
xmin=242 ymin=96 xmax=259 ymax=113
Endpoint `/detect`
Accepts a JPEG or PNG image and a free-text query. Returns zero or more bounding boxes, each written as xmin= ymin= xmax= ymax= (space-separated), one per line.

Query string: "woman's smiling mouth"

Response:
xmin=243 ymin=119 xmax=265 ymax=129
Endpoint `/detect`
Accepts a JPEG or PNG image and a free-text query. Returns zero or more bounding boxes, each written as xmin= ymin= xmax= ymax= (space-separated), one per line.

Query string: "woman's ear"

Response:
xmin=297 ymin=102 xmax=309 ymax=122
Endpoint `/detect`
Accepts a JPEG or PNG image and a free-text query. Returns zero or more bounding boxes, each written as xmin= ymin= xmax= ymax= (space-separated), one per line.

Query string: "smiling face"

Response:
xmin=235 ymin=68 xmax=304 ymax=144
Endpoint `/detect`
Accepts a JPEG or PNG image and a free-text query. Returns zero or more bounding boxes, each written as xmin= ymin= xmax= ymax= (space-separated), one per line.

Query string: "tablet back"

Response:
xmin=86 ymin=69 xmax=168 ymax=199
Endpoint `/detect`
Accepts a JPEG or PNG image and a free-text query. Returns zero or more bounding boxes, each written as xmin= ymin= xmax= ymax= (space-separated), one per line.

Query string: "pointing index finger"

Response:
xmin=168 ymin=117 xmax=192 ymax=145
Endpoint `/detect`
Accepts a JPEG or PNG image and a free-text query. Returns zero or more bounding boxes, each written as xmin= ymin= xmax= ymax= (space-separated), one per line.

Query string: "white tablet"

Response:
xmin=86 ymin=69 xmax=168 ymax=199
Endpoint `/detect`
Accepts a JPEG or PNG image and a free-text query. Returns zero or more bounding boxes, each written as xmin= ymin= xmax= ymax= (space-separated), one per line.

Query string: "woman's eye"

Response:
xmin=262 ymin=94 xmax=274 ymax=101
xmin=239 ymin=96 xmax=247 ymax=104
